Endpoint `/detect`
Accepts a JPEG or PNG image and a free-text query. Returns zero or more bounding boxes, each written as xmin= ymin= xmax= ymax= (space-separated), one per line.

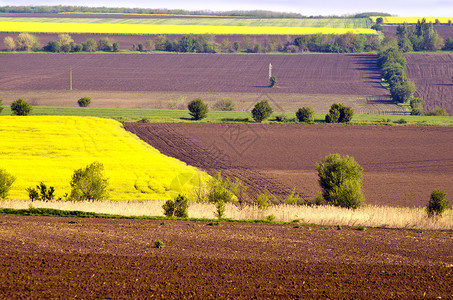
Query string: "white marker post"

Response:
xmin=69 ymin=66 xmax=73 ymax=91
xmin=269 ymin=63 xmax=272 ymax=79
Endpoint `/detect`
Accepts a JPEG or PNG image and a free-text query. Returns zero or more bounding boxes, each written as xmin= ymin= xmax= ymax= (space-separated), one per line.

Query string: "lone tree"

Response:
xmin=325 ymin=103 xmax=354 ymax=123
xmin=0 ymin=169 xmax=16 ymax=199
xmin=316 ymin=153 xmax=364 ymax=209
xmin=207 ymin=173 xmax=240 ymax=219
xmin=296 ymin=106 xmax=315 ymax=123
xmin=162 ymin=194 xmax=189 ymax=218
xmin=252 ymin=100 xmax=273 ymax=122
xmin=188 ymin=97 xmax=208 ymax=120
xmin=427 ymin=190 xmax=450 ymax=217
xmin=69 ymin=162 xmax=109 ymax=201
xmin=77 ymin=97 xmax=91 ymax=107
xmin=11 ymin=99 xmax=32 ymax=116
xmin=0 ymin=99 xmax=4 ymax=114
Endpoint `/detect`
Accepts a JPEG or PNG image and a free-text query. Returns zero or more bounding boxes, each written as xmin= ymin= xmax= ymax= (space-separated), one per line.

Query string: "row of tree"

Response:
xmin=3 ymin=30 xmax=453 ymax=54
xmin=3 ymin=33 xmax=119 ymax=53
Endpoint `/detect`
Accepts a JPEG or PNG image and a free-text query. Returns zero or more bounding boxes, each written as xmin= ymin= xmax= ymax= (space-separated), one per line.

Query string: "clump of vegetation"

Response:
xmin=137 ymin=118 xmax=150 ymax=123
xmin=26 ymin=182 xmax=55 ymax=201
xmin=0 ymin=99 xmax=3 ymax=114
xmin=256 ymin=192 xmax=272 ymax=210
xmin=188 ymin=97 xmax=209 ymax=120
xmin=207 ymin=173 xmax=241 ymax=219
xmin=213 ymin=97 xmax=236 ymax=111
xmin=296 ymin=106 xmax=315 ymax=123
xmin=252 ymin=100 xmax=273 ymax=122
xmin=283 ymin=188 xmax=304 ymax=206
xmin=425 ymin=106 xmax=449 ymax=116
xmin=394 ymin=118 xmax=407 ymax=124
xmin=316 ymin=153 xmax=364 ymax=209
xmin=410 ymin=98 xmax=424 ymax=115
xmin=269 ymin=76 xmax=277 ymax=87
xmin=266 ymin=214 xmax=276 ymax=222
xmin=357 ymin=226 xmax=367 ymax=231
xmin=0 ymin=169 xmax=16 ymax=199
xmin=155 ymin=239 xmax=164 ymax=248
xmin=325 ymin=103 xmax=354 ymax=123
xmin=162 ymin=194 xmax=189 ymax=218
xmin=77 ymin=97 xmax=91 ymax=107
xmin=10 ymin=99 xmax=32 ymax=116
xmin=427 ymin=190 xmax=450 ymax=217
xmin=69 ymin=162 xmax=109 ymax=201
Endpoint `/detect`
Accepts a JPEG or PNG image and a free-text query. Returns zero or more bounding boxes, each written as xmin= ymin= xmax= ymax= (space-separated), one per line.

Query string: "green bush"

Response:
xmin=427 ymin=190 xmax=450 ymax=217
xmin=410 ymin=108 xmax=424 ymax=116
xmin=27 ymin=182 xmax=55 ymax=201
xmin=256 ymin=192 xmax=272 ymax=210
xmin=154 ymin=239 xmax=164 ymax=248
xmin=207 ymin=173 xmax=240 ymax=219
xmin=269 ymin=76 xmax=277 ymax=87
xmin=325 ymin=103 xmax=354 ymax=123
xmin=77 ymin=97 xmax=91 ymax=107
xmin=69 ymin=162 xmax=108 ymax=201
xmin=162 ymin=194 xmax=189 ymax=218
xmin=213 ymin=97 xmax=236 ymax=111
xmin=410 ymin=97 xmax=424 ymax=110
xmin=425 ymin=106 xmax=449 ymax=116
xmin=11 ymin=99 xmax=32 ymax=116
xmin=252 ymin=100 xmax=273 ymax=122
xmin=0 ymin=169 xmax=16 ymax=199
xmin=0 ymin=99 xmax=3 ymax=114
xmin=188 ymin=97 xmax=209 ymax=120
xmin=316 ymin=153 xmax=364 ymax=209
xmin=296 ymin=106 xmax=315 ymax=123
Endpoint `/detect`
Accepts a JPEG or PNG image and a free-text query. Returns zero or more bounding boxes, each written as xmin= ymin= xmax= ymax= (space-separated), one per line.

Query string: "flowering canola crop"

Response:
xmin=0 ymin=21 xmax=376 ymax=35
xmin=370 ymin=16 xmax=453 ymax=24
xmin=0 ymin=116 xmax=206 ymax=200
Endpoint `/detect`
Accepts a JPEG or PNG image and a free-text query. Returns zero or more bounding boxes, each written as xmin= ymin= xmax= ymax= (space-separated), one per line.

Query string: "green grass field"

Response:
xmin=0 ymin=17 xmax=371 ymax=28
xmin=1 ymin=106 xmax=452 ymax=126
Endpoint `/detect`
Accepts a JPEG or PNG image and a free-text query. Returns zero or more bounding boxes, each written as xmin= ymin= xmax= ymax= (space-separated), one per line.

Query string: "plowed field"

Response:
xmin=0 ymin=215 xmax=452 ymax=299
xmin=124 ymin=123 xmax=453 ymax=207
xmin=406 ymin=53 xmax=453 ymax=115
xmin=0 ymin=53 xmax=387 ymax=95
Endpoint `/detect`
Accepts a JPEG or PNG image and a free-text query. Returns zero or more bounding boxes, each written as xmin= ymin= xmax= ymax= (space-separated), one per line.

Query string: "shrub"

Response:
xmin=252 ymin=100 xmax=273 ymax=122
xmin=410 ymin=108 xmax=424 ymax=116
xmin=112 ymin=42 xmax=120 ymax=52
xmin=410 ymin=97 xmax=424 ymax=110
xmin=325 ymin=103 xmax=354 ymax=123
xmin=256 ymin=192 xmax=272 ymax=210
xmin=269 ymin=76 xmax=277 ymax=87
xmin=213 ymin=97 xmax=236 ymax=111
xmin=44 ymin=40 xmax=60 ymax=52
xmin=27 ymin=182 xmax=55 ymax=201
xmin=26 ymin=187 xmax=39 ymax=201
xmin=82 ymin=38 xmax=97 ymax=52
xmin=15 ymin=33 xmax=39 ymax=51
xmin=97 ymin=37 xmax=113 ymax=51
xmin=4 ymin=36 xmax=15 ymax=51
xmin=394 ymin=118 xmax=407 ymax=124
xmin=77 ymin=97 xmax=91 ymax=107
xmin=188 ymin=97 xmax=209 ymax=120
xmin=69 ymin=162 xmax=108 ymax=201
xmin=207 ymin=173 xmax=240 ymax=219
xmin=0 ymin=99 xmax=3 ymax=114
xmin=0 ymin=169 xmax=16 ymax=199
xmin=11 ymin=99 xmax=32 ymax=116
xmin=427 ymin=190 xmax=450 ymax=217
xmin=266 ymin=214 xmax=276 ymax=222
xmin=155 ymin=239 xmax=164 ymax=248
xmin=425 ymin=107 xmax=449 ymax=116
xmin=162 ymin=194 xmax=189 ymax=218
xmin=316 ymin=153 xmax=364 ymax=209
xmin=296 ymin=106 xmax=315 ymax=123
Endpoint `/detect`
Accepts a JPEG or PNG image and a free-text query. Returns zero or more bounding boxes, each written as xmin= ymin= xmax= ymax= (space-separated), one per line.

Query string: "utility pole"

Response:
xmin=269 ymin=63 xmax=272 ymax=79
xmin=69 ymin=66 xmax=73 ymax=91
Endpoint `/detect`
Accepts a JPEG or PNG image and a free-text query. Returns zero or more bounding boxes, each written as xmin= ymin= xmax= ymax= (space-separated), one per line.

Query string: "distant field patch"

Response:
xmin=0 ymin=21 xmax=375 ymax=35
xmin=0 ymin=116 xmax=205 ymax=200
xmin=0 ymin=17 xmax=371 ymax=28
xmin=371 ymin=16 xmax=453 ymax=24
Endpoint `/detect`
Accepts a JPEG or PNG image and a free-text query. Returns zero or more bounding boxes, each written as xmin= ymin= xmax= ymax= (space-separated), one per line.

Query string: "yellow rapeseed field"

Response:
xmin=370 ymin=16 xmax=453 ymax=24
xmin=0 ymin=116 xmax=207 ymax=200
xmin=0 ymin=21 xmax=376 ymax=35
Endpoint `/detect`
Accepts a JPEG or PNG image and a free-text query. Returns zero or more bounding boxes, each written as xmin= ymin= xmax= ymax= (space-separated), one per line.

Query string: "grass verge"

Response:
xmin=1 ymin=200 xmax=452 ymax=230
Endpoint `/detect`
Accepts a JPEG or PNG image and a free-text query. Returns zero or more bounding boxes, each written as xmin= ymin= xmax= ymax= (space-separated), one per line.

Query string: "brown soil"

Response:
xmin=0 ymin=215 xmax=452 ymax=299
xmin=0 ymin=53 xmax=387 ymax=96
xmin=406 ymin=53 xmax=453 ymax=115
xmin=124 ymin=123 xmax=453 ymax=207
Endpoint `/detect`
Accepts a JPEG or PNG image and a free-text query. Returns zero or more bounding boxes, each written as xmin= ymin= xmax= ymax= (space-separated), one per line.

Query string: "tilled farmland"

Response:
xmin=0 ymin=53 xmax=387 ymax=95
xmin=0 ymin=215 xmax=452 ymax=299
xmin=124 ymin=123 xmax=453 ymax=207
xmin=406 ymin=53 xmax=453 ymax=115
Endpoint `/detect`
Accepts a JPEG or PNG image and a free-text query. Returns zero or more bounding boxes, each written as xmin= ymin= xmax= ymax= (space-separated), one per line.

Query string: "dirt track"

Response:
xmin=0 ymin=215 xmax=452 ymax=299
xmin=124 ymin=123 xmax=453 ymax=207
